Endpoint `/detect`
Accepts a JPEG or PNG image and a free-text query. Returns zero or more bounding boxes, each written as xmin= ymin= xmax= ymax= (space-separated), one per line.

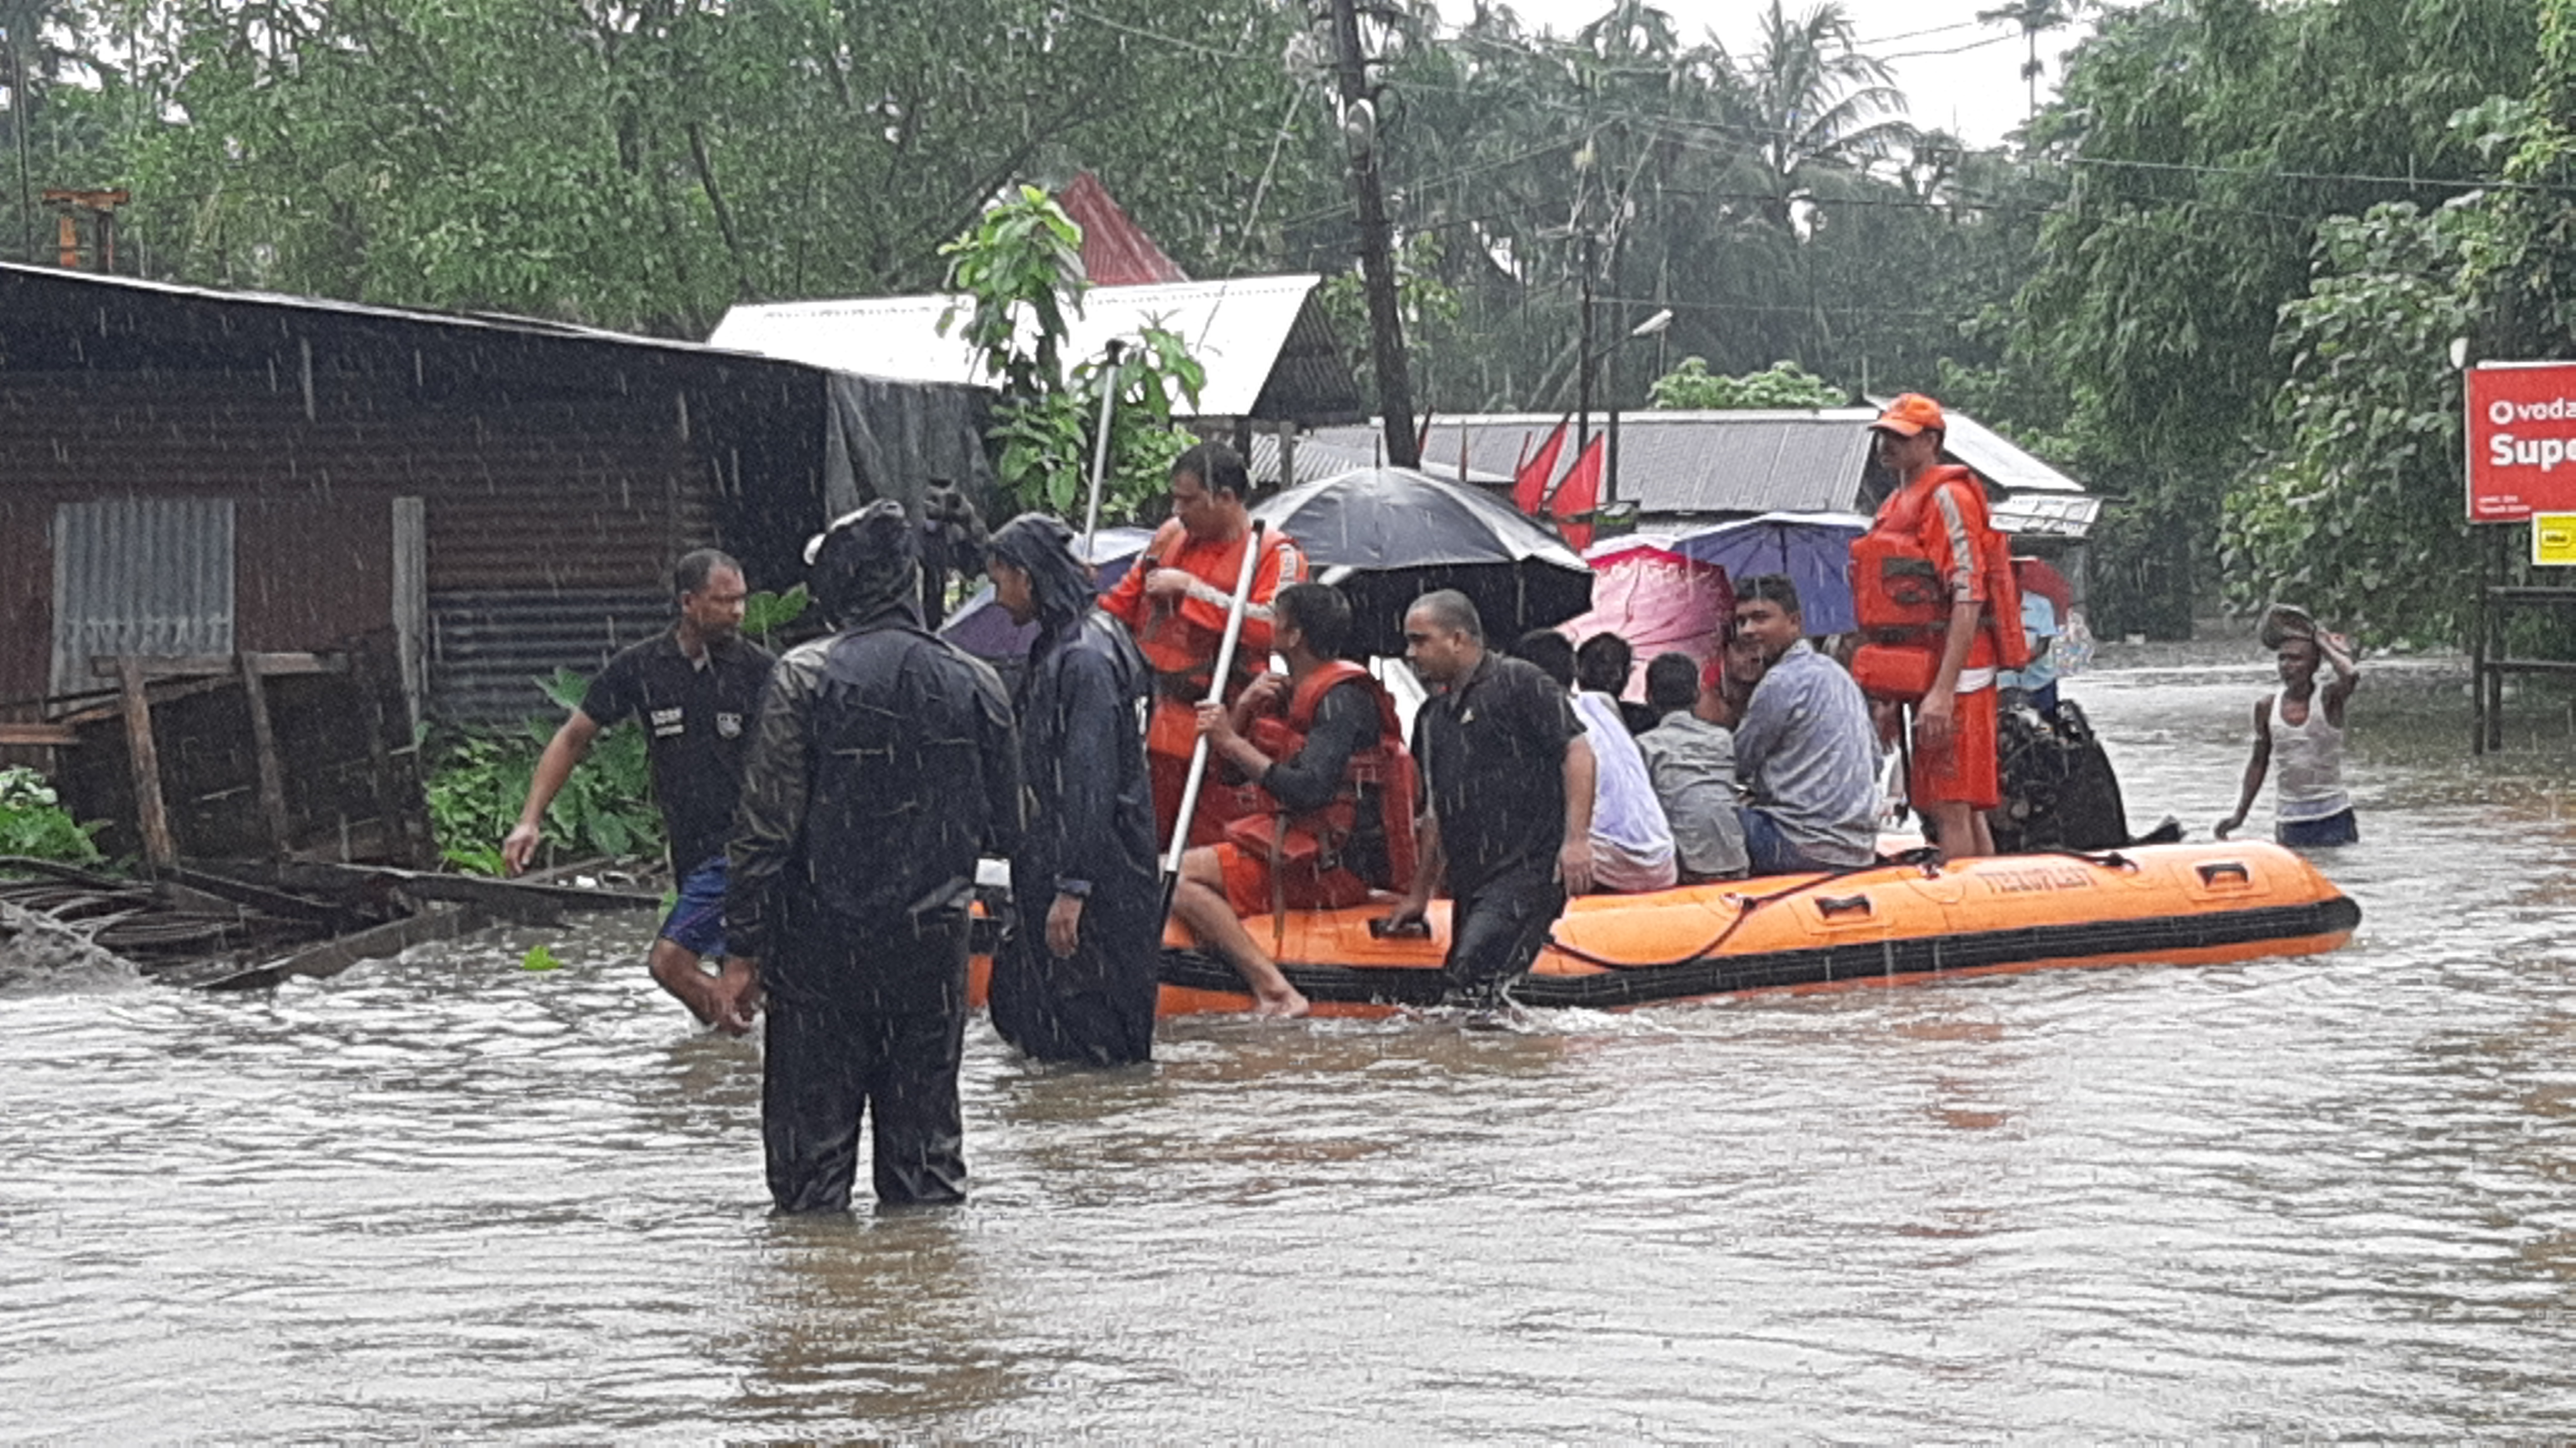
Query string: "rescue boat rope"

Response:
xmin=1537 ymin=845 xmax=2136 ymax=972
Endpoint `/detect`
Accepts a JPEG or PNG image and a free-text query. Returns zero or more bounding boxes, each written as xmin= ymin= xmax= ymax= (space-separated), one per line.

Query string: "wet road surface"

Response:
xmin=7 ymin=654 xmax=2576 ymax=1439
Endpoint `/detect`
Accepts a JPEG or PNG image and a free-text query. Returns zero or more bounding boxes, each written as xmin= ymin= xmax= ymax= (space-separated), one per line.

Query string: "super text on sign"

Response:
xmin=2467 ymin=361 xmax=2576 ymax=522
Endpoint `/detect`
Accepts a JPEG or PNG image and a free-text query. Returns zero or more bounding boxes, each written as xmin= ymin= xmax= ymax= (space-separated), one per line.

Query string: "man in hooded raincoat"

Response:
xmin=982 ymin=514 xmax=1163 ymax=1066
xmin=721 ymin=501 xmax=1022 ymax=1212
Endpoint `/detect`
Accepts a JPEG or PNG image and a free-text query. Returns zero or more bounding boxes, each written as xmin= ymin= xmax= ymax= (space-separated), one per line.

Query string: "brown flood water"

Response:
xmin=8 ymin=652 xmax=2576 ymax=1440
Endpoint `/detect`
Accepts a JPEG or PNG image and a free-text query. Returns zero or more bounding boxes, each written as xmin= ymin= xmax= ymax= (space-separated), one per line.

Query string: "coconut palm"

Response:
xmin=1737 ymin=0 xmax=1915 ymax=225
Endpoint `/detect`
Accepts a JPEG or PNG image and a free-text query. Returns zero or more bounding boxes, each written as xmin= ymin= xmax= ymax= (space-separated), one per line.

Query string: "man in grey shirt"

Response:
xmin=1635 ymin=651 xmax=1750 ymax=881
xmin=1729 ymin=576 xmax=1881 ymax=873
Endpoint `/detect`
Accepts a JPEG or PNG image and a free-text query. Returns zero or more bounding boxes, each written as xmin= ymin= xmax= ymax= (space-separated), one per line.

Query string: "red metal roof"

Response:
xmin=1057 ymin=171 xmax=1188 ymax=286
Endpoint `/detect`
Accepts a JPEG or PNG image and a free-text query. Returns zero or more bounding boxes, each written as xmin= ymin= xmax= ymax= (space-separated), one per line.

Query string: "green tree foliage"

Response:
xmin=1647 ymin=357 xmax=1846 ymax=409
xmin=2010 ymin=0 xmax=2537 ymax=635
xmin=1278 ymin=0 xmax=2001 ymax=418
xmin=938 ymin=186 xmax=1203 ymax=517
xmin=2222 ymin=202 xmax=2479 ymax=643
xmin=84 ymin=0 xmax=1309 ymax=334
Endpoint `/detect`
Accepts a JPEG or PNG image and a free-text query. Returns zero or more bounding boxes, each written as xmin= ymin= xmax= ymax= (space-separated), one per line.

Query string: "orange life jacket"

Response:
xmin=1222 ymin=662 xmax=1418 ymax=893
xmin=1849 ymin=465 xmax=2028 ymax=700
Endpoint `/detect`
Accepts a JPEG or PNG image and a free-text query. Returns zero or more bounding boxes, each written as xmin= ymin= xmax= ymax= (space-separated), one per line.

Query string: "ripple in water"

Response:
xmin=5 ymin=657 xmax=2576 ymax=1439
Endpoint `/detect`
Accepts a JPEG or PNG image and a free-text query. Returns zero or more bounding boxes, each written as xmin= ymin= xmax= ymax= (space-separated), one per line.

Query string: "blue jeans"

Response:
xmin=1736 ymin=806 xmax=1852 ymax=876
xmin=659 ymin=855 xmax=729 ymax=958
xmin=2277 ymin=809 xmax=2359 ymax=848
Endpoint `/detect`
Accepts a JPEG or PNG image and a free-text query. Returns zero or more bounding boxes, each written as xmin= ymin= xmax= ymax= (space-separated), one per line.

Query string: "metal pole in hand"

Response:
xmin=1160 ymin=520 xmax=1269 ymax=910
xmin=1081 ymin=340 xmax=1125 ymax=558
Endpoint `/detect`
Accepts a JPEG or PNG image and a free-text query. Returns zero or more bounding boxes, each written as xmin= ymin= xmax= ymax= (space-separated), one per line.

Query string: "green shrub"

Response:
xmin=0 ymin=766 xmax=105 ymax=864
xmin=1648 ymin=357 xmax=1848 ymax=411
xmin=423 ymin=667 xmax=664 ymax=875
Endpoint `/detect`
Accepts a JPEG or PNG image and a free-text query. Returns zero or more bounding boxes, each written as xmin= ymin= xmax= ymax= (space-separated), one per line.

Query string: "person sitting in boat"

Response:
xmin=1513 ymin=629 xmax=1678 ymax=893
xmin=1385 ymin=590 xmax=1594 ymax=1014
xmin=1635 ymin=651 xmax=1749 ymax=882
xmin=1730 ymin=575 xmax=1881 ymax=875
xmin=1576 ymin=631 xmax=1658 ymax=735
xmin=1170 ymin=583 xmax=1415 ymax=1019
xmin=2217 ymin=610 xmax=2360 ymax=847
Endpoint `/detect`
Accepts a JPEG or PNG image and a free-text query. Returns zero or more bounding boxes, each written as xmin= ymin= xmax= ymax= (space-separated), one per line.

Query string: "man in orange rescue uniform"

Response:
xmin=1168 ymin=582 xmax=1416 ymax=1019
xmin=1856 ymin=393 xmax=2024 ymax=861
xmin=1102 ymin=442 xmax=1307 ymax=846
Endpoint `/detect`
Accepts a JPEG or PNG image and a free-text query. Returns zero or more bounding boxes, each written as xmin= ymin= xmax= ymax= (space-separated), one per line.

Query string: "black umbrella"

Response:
xmin=1251 ymin=467 xmax=1594 ymax=658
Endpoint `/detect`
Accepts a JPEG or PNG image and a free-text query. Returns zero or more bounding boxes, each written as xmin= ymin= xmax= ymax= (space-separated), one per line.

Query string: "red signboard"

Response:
xmin=2467 ymin=362 xmax=2576 ymax=521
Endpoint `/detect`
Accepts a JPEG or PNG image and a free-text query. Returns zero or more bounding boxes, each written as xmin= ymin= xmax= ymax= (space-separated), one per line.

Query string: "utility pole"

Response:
xmin=1575 ymin=231 xmax=1595 ymax=459
xmin=6 ymin=23 xmax=30 ymax=266
xmin=1605 ymin=226 xmax=1624 ymax=507
xmin=1327 ymin=0 xmax=1419 ymax=469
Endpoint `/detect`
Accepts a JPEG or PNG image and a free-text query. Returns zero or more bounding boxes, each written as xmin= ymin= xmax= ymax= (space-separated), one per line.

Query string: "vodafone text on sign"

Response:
xmin=2468 ymin=362 xmax=2576 ymax=521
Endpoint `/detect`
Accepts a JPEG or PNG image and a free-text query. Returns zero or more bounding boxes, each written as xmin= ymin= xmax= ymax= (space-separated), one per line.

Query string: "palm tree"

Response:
xmin=1736 ymin=0 xmax=1915 ymax=227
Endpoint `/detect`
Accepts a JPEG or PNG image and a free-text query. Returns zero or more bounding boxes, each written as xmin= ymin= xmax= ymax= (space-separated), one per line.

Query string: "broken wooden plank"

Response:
xmin=196 ymin=900 xmax=492 ymax=991
xmin=116 ymin=657 xmax=177 ymax=875
xmin=89 ymin=652 xmax=342 ymax=681
xmin=0 ymin=723 xmax=77 ymax=746
xmin=236 ymin=653 xmax=294 ymax=855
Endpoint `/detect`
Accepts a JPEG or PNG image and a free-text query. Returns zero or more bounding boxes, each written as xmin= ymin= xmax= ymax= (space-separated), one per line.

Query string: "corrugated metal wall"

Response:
xmin=0 ymin=268 xmax=1011 ymax=731
xmin=0 ymin=372 xmax=717 ymax=718
xmin=48 ymin=497 xmax=236 ymax=695
xmin=428 ymin=589 xmax=674 ymax=723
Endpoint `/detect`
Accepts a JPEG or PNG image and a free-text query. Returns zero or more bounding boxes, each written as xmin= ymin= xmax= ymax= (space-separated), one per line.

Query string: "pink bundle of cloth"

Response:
xmin=1558 ymin=535 xmax=1735 ymax=700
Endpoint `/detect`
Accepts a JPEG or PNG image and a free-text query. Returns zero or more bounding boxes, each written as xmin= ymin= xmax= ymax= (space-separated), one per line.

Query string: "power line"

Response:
xmin=2063 ymin=152 xmax=2566 ymax=194
xmin=1855 ymin=17 xmax=1995 ymax=47
xmin=1880 ymin=32 xmax=2023 ymax=62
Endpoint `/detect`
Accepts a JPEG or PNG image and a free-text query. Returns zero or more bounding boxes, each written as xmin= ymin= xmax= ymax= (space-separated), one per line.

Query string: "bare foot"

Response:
xmin=1252 ymin=986 xmax=1311 ymax=1019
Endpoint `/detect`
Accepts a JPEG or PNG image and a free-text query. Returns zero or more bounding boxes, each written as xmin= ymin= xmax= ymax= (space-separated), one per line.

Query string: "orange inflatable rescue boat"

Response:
xmin=976 ymin=840 xmax=2359 ymax=1018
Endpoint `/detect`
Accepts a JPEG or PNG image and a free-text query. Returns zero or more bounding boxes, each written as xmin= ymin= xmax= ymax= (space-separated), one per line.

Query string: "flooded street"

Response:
xmin=8 ymin=653 xmax=2576 ymax=1440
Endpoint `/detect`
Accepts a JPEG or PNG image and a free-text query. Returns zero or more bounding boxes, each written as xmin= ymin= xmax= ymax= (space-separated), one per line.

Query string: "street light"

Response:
xmin=1590 ymin=307 xmax=1675 ymax=513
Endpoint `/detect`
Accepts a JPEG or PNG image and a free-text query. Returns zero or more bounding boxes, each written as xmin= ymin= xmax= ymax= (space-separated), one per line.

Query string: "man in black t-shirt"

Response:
xmin=503 ymin=548 xmax=776 ymax=1027
xmin=1382 ymin=589 xmax=1596 ymax=1012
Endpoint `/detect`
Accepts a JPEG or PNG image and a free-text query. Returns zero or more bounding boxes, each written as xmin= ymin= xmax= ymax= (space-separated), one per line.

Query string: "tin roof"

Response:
xmin=1057 ymin=172 xmax=1189 ymax=287
xmin=1247 ymin=431 xmax=1511 ymax=489
xmin=0 ymin=261 xmax=807 ymax=366
xmin=709 ymin=275 xmax=1363 ymax=424
xmin=1316 ymin=406 xmax=2091 ymax=529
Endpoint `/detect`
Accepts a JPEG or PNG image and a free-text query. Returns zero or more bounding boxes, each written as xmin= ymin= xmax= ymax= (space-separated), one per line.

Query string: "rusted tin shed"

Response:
xmin=0 ymin=264 xmax=994 ymax=726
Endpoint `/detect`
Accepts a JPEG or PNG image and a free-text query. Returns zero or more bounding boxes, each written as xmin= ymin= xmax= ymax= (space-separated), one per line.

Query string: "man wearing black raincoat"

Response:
xmin=722 ymin=501 xmax=1022 ymax=1211
xmin=982 ymin=514 xmax=1163 ymax=1066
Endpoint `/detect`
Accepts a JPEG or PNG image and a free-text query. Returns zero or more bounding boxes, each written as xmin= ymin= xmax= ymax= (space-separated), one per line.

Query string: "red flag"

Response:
xmin=1512 ymin=418 xmax=1571 ymax=516
xmin=1548 ymin=433 xmax=1606 ymax=552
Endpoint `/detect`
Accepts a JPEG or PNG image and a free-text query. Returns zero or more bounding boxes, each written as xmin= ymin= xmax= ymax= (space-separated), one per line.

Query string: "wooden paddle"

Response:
xmin=1157 ymin=519 xmax=1269 ymax=925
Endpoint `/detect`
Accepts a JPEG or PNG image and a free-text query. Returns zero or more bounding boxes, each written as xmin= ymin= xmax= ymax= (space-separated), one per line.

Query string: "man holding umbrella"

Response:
xmin=1102 ymin=442 xmax=1306 ymax=847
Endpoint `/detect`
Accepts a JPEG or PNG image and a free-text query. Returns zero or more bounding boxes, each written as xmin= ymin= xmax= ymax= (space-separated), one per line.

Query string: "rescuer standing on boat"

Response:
xmin=985 ymin=513 xmax=1165 ymax=1066
xmin=1849 ymin=393 xmax=2025 ymax=861
xmin=719 ymin=503 xmax=1021 ymax=1212
xmin=502 ymin=548 xmax=774 ymax=1027
xmin=1170 ymin=581 xmax=1417 ymax=1018
xmin=1384 ymin=589 xmax=1595 ymax=1014
xmin=1100 ymin=442 xmax=1306 ymax=847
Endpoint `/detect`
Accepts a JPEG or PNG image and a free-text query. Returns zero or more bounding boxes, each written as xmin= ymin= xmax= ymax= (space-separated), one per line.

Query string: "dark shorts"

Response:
xmin=2277 ymin=809 xmax=2359 ymax=848
xmin=659 ymin=855 xmax=728 ymax=958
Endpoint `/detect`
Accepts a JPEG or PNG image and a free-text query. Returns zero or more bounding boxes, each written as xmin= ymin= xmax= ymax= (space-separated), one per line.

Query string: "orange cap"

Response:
xmin=1869 ymin=393 xmax=1945 ymax=437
